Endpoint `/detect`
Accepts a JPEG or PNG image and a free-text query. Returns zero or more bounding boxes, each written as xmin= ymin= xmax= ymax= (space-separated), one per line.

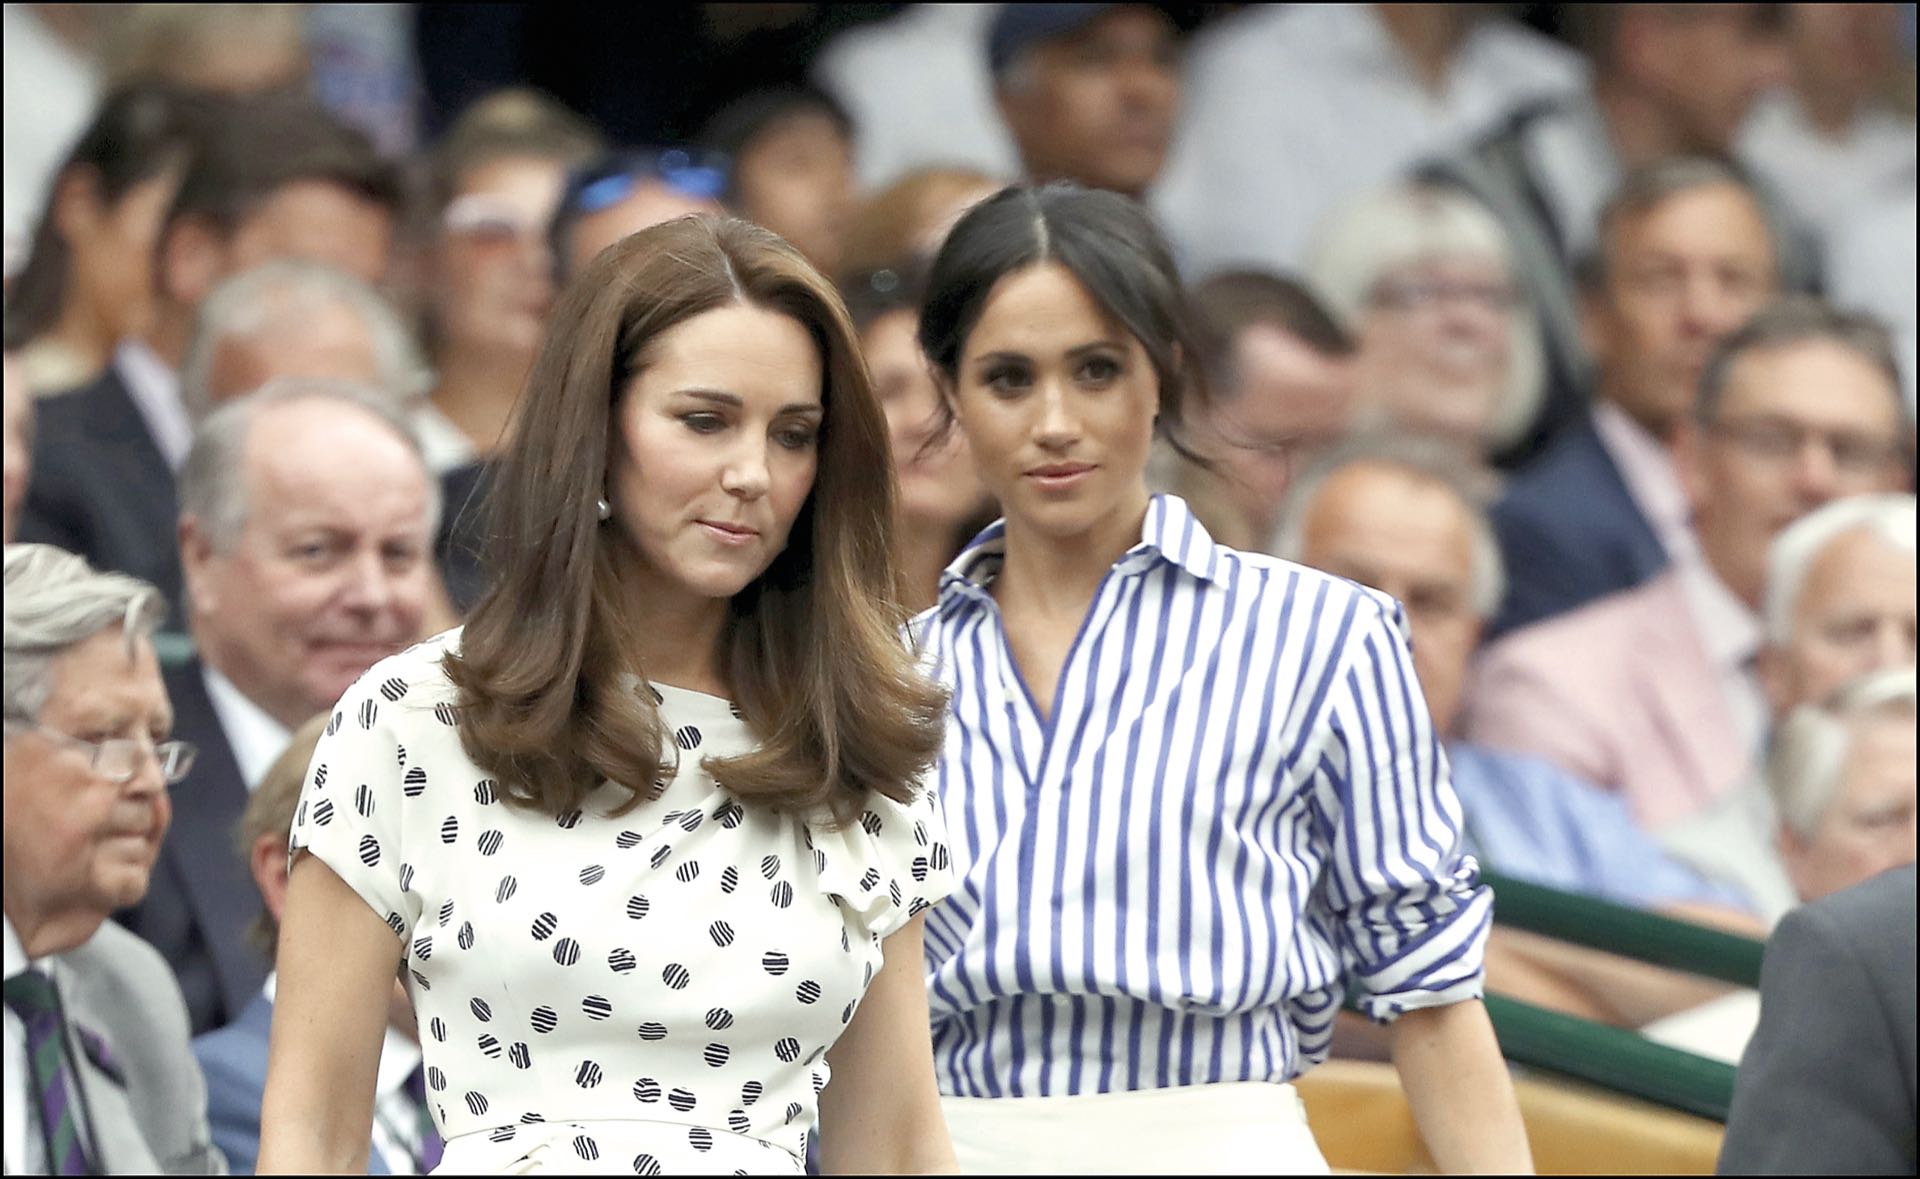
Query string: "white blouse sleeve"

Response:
xmin=806 ymin=779 xmax=955 ymax=942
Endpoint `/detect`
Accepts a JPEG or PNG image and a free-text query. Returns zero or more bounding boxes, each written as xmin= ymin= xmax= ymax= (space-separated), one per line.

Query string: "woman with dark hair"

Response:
xmin=840 ymin=259 xmax=995 ymax=613
xmin=2 ymin=83 xmax=208 ymax=394
xmin=911 ymin=183 xmax=1532 ymax=1173
xmin=257 ymin=215 xmax=959 ymax=1174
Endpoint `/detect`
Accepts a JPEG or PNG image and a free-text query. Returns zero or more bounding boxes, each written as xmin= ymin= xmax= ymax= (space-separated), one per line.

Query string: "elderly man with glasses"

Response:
xmin=2 ymin=543 xmax=223 ymax=1175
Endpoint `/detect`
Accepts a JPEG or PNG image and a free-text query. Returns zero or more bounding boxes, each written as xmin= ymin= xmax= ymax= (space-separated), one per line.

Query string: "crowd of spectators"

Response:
xmin=2 ymin=3 xmax=1914 ymax=1174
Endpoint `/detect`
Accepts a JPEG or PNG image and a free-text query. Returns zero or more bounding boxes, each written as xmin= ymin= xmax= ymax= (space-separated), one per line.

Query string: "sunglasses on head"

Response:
xmin=565 ymin=148 xmax=732 ymax=217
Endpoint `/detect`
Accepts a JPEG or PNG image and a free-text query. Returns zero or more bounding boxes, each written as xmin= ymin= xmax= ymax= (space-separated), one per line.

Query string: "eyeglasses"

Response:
xmin=1368 ymin=277 xmax=1518 ymax=314
xmin=5 ymin=722 xmax=197 ymax=785
xmin=564 ymin=148 xmax=731 ymax=219
xmin=1708 ymin=416 xmax=1905 ymax=477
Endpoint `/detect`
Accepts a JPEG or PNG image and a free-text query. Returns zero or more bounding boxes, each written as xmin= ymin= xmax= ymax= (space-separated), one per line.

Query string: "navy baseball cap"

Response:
xmin=987 ymin=3 xmax=1121 ymax=76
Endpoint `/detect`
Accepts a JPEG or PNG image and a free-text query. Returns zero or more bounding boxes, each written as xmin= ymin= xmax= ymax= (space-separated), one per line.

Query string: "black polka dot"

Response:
xmin=457 ymin=921 xmax=475 ymax=950
xmin=716 ymin=801 xmax=746 ymax=828
xmin=358 ymin=699 xmax=379 ymax=729
xmin=473 ymin=778 xmax=497 ymax=804
xmin=478 ymin=1033 xmax=501 ymax=1057
xmin=633 ymin=1154 xmax=662 ymax=1176
xmin=706 ymin=1007 xmax=734 ymax=1030
xmin=404 ymin=767 xmax=428 ymax=797
xmin=530 ymin=912 xmax=557 ymax=940
xmin=762 ymin=950 xmax=790 ymax=976
xmin=427 ymin=1066 xmax=445 ymax=1090
xmin=509 ymin=1042 xmax=531 ymax=1069
xmin=580 ymin=863 xmax=606 ymax=886
xmin=583 ymin=995 xmax=613 ymax=1021
xmin=840 ymin=1000 xmax=856 ymax=1024
xmin=410 ymin=968 xmax=431 ymax=990
xmin=741 ymin=1080 xmax=763 ymax=1106
xmin=496 ymin=875 xmax=518 ymax=903
xmin=760 ymin=854 xmax=781 ymax=879
xmin=325 ymin=712 xmax=342 ymax=736
xmin=632 ymin=1077 xmax=660 ymax=1103
xmin=674 ymin=725 xmax=702 ymax=750
xmin=668 ymin=1087 xmax=696 ymax=1112
xmin=477 ymin=829 xmax=504 ymax=856
xmin=636 ymin=1022 xmax=668 ymax=1041
xmin=709 ymin=920 xmax=735 ymax=947
xmin=609 ymin=948 xmax=637 ymax=973
xmin=464 ymin=1091 xmax=488 ymax=1115
xmin=530 ymin=1006 xmax=558 ymax=1033
xmin=398 ymin=863 xmax=415 ymax=892
xmin=470 ymin=997 xmax=492 ymax=1021
xmin=860 ymin=811 xmax=883 ymax=836
xmin=439 ymin=815 xmax=459 ymax=843
xmin=727 ymin=1109 xmax=751 ymax=1133
xmin=721 ymin=866 xmax=740 ymax=893
xmin=489 ymin=1125 xmax=516 ymax=1143
xmin=626 ymin=895 xmax=650 ymax=919
xmin=433 ymin=702 xmax=458 ymax=725
xmin=674 ymin=861 xmax=700 ymax=883
xmin=688 ymin=1127 xmax=713 ymax=1152
xmin=616 ymin=830 xmax=642 ymax=849
xmin=552 ymin=937 xmax=581 ymax=966
xmin=769 ymin=882 xmax=793 ymax=908
xmin=378 ymin=676 xmax=408 ymax=701
xmin=556 ymin=809 xmax=584 ymax=829
xmin=358 ymin=835 xmax=381 ymax=867
xmin=574 ymin=1135 xmax=600 ymax=1161
xmin=429 ymin=1017 xmax=446 ymax=1041
xmin=703 ymin=1042 xmax=731 ymax=1067
xmin=661 ymin=963 xmax=691 ymax=990
xmin=575 ymin=1060 xmax=603 ymax=1088
xmin=411 ymin=935 xmax=433 ymax=961
xmin=312 ymin=799 xmax=335 ymax=826
xmin=354 ymin=784 xmax=375 ymax=817
xmin=676 ymin=809 xmax=703 ymax=832
xmin=859 ymin=867 xmax=881 ymax=892
xmin=795 ymin=979 xmax=821 ymax=1005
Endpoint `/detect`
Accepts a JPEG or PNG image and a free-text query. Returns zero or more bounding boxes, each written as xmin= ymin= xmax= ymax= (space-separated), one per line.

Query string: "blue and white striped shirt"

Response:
xmin=911 ymin=495 xmax=1490 ymax=1098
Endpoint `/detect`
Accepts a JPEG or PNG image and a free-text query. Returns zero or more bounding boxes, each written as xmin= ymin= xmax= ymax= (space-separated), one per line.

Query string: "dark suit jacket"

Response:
xmin=1719 ymin=863 xmax=1918 ymax=1175
xmin=193 ymin=992 xmax=396 ymax=1175
xmin=15 ymin=366 xmax=185 ymax=625
xmin=116 ymin=659 xmax=269 ymax=1037
xmin=1486 ymin=413 xmax=1668 ymax=640
xmin=435 ymin=458 xmax=496 ymax=615
xmin=57 ymin=919 xmax=226 ymax=1174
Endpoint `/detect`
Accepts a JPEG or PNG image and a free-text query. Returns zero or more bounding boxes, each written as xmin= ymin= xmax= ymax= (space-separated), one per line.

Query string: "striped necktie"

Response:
xmin=403 ymin=1063 xmax=444 ymax=1173
xmin=4 ymin=968 xmax=98 ymax=1176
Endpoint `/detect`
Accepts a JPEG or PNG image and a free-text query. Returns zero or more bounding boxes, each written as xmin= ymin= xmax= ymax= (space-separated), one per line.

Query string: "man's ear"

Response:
xmin=157 ymin=216 xmax=230 ymax=308
xmin=178 ymin=515 xmax=217 ymax=616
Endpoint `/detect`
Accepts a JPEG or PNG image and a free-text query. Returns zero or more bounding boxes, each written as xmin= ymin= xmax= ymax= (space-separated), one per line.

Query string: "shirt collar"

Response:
xmin=2 ymin=912 xmax=28 ymax=981
xmin=1591 ymin=402 xmax=1696 ymax=559
xmin=202 ymin=665 xmax=293 ymax=790
xmin=113 ymin=340 xmax=191 ymax=471
xmin=938 ymin=494 xmax=1230 ymax=607
xmin=1679 ymin=558 xmax=1764 ymax=675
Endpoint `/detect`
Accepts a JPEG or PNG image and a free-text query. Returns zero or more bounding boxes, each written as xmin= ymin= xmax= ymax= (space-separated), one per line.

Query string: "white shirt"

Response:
xmin=810 ymin=3 xmax=1022 ymax=191
xmin=1677 ymin=559 xmax=1768 ymax=759
xmin=1153 ymin=4 xmax=1586 ymax=276
xmin=202 ymin=666 xmax=293 ymax=792
xmin=114 ymin=341 xmax=192 ymax=472
xmin=260 ymin=972 xmax=427 ymax=1172
xmin=1 ymin=5 xmax=98 ymax=276
xmin=1738 ymin=89 xmax=1917 ymax=244
xmin=409 ymin=403 xmax=480 ymax=476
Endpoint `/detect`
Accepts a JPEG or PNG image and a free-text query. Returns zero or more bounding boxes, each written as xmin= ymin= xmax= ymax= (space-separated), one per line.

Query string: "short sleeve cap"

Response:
xmin=809 ymin=779 xmax=954 ymax=941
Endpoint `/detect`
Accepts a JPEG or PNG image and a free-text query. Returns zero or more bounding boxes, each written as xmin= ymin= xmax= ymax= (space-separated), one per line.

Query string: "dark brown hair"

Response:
xmin=238 ymin=711 xmax=330 ymax=956
xmin=1188 ymin=269 xmax=1355 ymax=403
xmin=443 ymin=214 xmax=947 ymax=823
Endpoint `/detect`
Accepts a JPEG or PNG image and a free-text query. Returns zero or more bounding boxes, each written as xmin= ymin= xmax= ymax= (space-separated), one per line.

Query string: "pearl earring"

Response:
xmin=595 ymin=498 xmax=612 ymax=521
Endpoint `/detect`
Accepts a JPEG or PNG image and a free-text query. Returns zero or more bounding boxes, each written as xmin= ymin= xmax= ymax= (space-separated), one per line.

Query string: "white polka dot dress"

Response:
xmin=290 ymin=630 xmax=954 ymax=1174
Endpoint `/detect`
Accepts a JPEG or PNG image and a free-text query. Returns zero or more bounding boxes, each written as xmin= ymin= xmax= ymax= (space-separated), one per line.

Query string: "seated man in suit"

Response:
xmin=16 ymin=92 xmax=400 ymax=624
xmin=195 ymin=716 xmax=438 ymax=1174
xmin=1464 ymin=297 xmax=1912 ymax=830
xmin=1276 ymin=432 xmax=1762 ymax=1029
xmin=1718 ymin=861 xmax=1917 ymax=1175
xmin=118 ymin=379 xmax=439 ymax=1036
xmin=1486 ymin=157 xmax=1781 ymax=637
xmin=2 ymin=544 xmax=223 ymax=1174
xmin=1662 ymin=493 xmax=1916 ymax=921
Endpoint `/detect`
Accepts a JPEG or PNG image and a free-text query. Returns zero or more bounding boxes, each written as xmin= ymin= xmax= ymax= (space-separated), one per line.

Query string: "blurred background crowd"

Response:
xmin=1 ymin=2 xmax=1915 ymax=1174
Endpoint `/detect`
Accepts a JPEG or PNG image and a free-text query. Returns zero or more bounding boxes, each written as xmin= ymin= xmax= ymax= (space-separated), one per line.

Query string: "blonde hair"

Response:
xmin=1305 ymin=181 xmax=1545 ymax=451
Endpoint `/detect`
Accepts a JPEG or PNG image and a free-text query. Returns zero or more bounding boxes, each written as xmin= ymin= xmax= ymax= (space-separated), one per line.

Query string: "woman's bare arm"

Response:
xmin=1389 ymin=1000 xmax=1534 ymax=1174
xmin=256 ymin=852 xmax=406 ymax=1174
xmin=817 ymin=911 xmax=958 ymax=1175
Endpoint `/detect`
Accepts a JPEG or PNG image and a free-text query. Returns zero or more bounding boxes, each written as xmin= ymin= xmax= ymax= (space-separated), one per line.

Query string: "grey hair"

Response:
xmin=1270 ymin=431 xmax=1507 ymax=620
xmin=177 ymin=258 xmax=430 ymax=421
xmin=178 ymin=377 xmax=444 ymax=554
xmin=3 ymin=544 xmax=165 ymax=722
xmin=1577 ymin=155 xmax=1770 ymax=291
xmin=1764 ymin=493 xmax=1918 ymax=646
xmin=1303 ymin=181 xmax=1545 ymax=451
xmin=1768 ymin=665 xmax=1917 ymax=841
xmin=1696 ymin=296 xmax=1909 ymax=428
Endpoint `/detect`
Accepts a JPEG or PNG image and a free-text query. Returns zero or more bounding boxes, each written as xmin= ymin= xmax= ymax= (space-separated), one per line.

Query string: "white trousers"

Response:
xmin=940 ymin=1081 xmax=1331 ymax=1175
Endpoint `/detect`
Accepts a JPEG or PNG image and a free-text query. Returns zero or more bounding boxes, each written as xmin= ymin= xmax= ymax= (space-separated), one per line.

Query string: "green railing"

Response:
xmin=1345 ymin=872 xmax=1767 ymax=1122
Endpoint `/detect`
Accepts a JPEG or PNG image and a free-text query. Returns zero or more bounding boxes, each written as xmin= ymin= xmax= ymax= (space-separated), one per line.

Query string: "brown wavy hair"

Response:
xmin=443 ymin=215 xmax=948 ymax=824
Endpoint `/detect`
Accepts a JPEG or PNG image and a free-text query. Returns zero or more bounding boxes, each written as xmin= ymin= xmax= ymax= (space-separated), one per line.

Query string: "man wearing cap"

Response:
xmin=989 ymin=4 xmax=1183 ymax=200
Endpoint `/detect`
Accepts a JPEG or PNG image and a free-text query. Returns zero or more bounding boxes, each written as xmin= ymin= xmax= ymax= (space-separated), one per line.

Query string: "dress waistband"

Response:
xmin=436 ymin=1117 xmax=803 ymax=1175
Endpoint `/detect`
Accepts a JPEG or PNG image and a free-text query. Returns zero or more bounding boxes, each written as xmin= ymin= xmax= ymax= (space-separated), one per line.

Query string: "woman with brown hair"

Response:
xmin=256 ymin=215 xmax=959 ymax=1175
